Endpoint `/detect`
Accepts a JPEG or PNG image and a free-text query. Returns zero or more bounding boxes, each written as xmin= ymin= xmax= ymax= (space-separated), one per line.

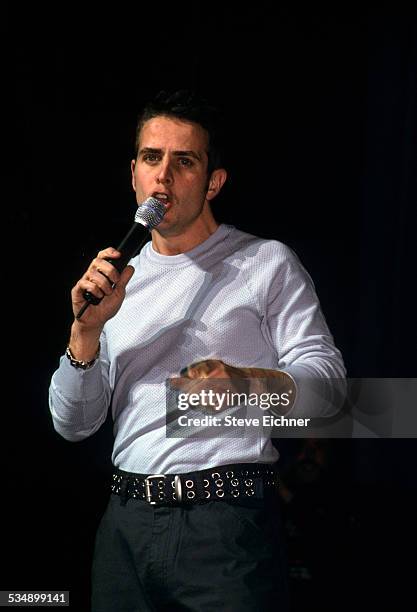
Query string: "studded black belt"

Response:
xmin=111 ymin=462 xmax=279 ymax=506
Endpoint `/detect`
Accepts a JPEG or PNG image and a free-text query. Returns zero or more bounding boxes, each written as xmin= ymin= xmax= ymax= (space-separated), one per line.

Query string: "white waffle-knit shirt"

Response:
xmin=49 ymin=224 xmax=345 ymax=473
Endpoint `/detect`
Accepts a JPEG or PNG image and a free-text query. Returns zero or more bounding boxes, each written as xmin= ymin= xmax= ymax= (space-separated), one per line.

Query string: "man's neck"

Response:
xmin=151 ymin=218 xmax=219 ymax=256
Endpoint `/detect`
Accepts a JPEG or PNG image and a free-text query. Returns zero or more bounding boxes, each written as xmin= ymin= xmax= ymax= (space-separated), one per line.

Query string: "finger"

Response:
xmin=169 ymin=377 xmax=184 ymax=389
xmin=75 ymin=278 xmax=105 ymax=301
xmin=90 ymin=258 xmax=120 ymax=286
xmin=97 ymin=247 xmax=121 ymax=259
xmin=187 ymin=359 xmax=228 ymax=379
xmin=115 ymin=265 xmax=135 ymax=291
xmin=85 ymin=270 xmax=115 ymax=296
xmin=169 ymin=374 xmax=208 ymax=398
xmin=185 ymin=360 xmax=213 ymax=379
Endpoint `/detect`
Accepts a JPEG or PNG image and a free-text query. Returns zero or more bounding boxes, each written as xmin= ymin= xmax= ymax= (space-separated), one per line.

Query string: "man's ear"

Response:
xmin=131 ymin=159 xmax=137 ymax=192
xmin=206 ymin=169 xmax=227 ymax=201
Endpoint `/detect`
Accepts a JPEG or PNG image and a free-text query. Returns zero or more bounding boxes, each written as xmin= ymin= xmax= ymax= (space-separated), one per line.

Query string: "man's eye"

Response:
xmin=179 ymin=158 xmax=193 ymax=167
xmin=143 ymin=154 xmax=160 ymax=162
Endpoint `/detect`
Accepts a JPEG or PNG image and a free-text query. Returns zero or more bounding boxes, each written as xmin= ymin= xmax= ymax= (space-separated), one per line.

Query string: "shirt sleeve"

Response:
xmin=49 ymin=331 xmax=112 ymax=441
xmin=259 ymin=241 xmax=346 ymax=417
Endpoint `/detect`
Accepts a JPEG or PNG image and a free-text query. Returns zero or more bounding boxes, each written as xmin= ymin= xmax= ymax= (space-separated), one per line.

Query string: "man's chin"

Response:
xmin=152 ymin=219 xmax=181 ymax=238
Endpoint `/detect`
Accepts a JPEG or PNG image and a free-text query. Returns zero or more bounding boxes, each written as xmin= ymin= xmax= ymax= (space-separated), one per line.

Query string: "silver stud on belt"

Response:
xmin=174 ymin=475 xmax=182 ymax=502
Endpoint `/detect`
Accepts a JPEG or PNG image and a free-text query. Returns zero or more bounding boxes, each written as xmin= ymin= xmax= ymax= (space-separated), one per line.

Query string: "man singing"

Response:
xmin=49 ymin=90 xmax=345 ymax=611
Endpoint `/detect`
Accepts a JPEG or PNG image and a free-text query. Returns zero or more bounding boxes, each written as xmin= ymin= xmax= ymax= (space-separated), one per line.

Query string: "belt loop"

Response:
xmin=119 ymin=476 xmax=130 ymax=506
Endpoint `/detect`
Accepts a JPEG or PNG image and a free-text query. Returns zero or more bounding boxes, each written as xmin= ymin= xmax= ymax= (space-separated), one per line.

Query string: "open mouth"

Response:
xmin=152 ymin=192 xmax=171 ymax=210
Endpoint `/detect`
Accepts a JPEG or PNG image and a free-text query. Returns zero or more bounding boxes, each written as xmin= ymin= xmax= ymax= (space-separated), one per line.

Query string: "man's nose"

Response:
xmin=156 ymin=160 xmax=173 ymax=184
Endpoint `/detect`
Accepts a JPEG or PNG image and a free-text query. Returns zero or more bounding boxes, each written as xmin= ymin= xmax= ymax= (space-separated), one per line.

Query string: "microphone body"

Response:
xmin=76 ymin=197 xmax=166 ymax=319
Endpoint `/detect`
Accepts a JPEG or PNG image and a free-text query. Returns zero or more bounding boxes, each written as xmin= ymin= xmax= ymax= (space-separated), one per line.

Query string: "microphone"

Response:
xmin=76 ymin=197 xmax=166 ymax=320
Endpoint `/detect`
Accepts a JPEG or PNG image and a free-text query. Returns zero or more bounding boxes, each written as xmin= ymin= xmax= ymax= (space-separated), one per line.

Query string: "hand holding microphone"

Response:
xmin=74 ymin=197 xmax=166 ymax=322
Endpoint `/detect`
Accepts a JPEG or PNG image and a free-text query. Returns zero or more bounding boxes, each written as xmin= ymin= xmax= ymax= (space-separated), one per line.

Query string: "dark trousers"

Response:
xmin=91 ymin=494 xmax=289 ymax=611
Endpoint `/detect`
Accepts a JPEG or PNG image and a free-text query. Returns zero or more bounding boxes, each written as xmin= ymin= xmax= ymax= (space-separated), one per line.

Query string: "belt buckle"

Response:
xmin=144 ymin=474 xmax=166 ymax=505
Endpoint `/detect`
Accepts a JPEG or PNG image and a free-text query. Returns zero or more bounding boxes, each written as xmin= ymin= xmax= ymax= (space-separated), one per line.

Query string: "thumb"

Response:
xmin=117 ymin=265 xmax=135 ymax=290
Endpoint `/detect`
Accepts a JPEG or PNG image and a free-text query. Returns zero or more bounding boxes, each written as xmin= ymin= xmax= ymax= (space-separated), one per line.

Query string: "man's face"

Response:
xmin=131 ymin=115 xmax=215 ymax=238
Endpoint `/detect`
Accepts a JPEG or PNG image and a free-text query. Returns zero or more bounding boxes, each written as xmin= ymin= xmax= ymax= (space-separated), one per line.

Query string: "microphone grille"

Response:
xmin=135 ymin=197 xmax=166 ymax=228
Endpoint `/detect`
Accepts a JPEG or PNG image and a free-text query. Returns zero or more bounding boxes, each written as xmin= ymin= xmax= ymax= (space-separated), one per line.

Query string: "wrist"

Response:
xmin=66 ymin=343 xmax=100 ymax=370
xmin=245 ymin=368 xmax=296 ymax=412
xmin=69 ymin=323 xmax=101 ymax=362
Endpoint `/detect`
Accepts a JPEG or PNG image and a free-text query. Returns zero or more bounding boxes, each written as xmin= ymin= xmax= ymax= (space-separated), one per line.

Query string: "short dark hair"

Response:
xmin=134 ymin=90 xmax=225 ymax=176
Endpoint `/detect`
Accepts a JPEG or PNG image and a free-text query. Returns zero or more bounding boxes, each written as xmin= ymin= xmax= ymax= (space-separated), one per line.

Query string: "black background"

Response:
xmin=4 ymin=3 xmax=417 ymax=611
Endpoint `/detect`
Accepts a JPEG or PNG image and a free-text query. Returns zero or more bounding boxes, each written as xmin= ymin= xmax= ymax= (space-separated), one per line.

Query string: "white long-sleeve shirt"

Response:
xmin=49 ymin=224 xmax=345 ymax=473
